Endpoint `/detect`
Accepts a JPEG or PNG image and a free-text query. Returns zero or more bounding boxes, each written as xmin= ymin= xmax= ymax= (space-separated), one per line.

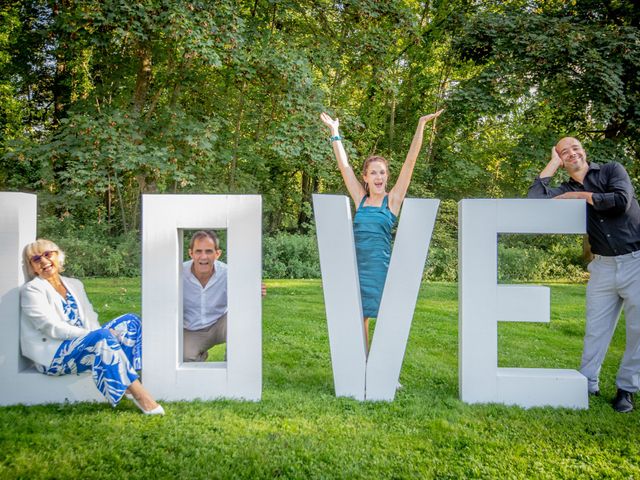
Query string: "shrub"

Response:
xmin=55 ymin=233 xmax=140 ymax=278
xmin=34 ymin=203 xmax=588 ymax=282
xmin=425 ymin=246 xmax=458 ymax=282
xmin=263 ymin=233 xmax=320 ymax=279
xmin=497 ymin=234 xmax=588 ymax=282
xmin=37 ymin=223 xmax=141 ymax=278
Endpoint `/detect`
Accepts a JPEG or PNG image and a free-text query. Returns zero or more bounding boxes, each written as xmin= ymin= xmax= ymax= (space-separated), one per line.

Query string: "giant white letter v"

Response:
xmin=313 ymin=195 xmax=439 ymax=400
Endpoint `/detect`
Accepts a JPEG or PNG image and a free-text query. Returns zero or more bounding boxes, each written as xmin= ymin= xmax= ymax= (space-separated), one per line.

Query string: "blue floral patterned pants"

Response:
xmin=44 ymin=314 xmax=142 ymax=405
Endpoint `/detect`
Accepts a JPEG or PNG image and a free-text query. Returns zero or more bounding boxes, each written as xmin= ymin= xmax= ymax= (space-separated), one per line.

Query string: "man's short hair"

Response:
xmin=189 ymin=230 xmax=220 ymax=250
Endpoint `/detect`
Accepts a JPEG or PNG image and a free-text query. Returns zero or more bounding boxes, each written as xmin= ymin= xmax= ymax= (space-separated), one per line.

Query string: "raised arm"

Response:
xmin=541 ymin=146 xmax=564 ymax=178
xmin=320 ymin=112 xmax=366 ymax=206
xmin=527 ymin=147 xmax=573 ymax=199
xmin=388 ymin=110 xmax=444 ymax=214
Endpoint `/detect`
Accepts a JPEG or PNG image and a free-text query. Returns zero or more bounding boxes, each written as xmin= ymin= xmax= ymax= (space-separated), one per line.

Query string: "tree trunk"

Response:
xmin=426 ymin=62 xmax=451 ymax=162
xmin=230 ymin=80 xmax=248 ymax=191
xmin=298 ymin=169 xmax=313 ymax=231
xmin=132 ymin=43 xmax=153 ymax=116
xmin=112 ymin=170 xmax=129 ymax=234
xmin=107 ymin=174 xmax=112 ymax=234
xmin=51 ymin=0 xmax=72 ymax=125
xmin=389 ymin=92 xmax=396 ymax=154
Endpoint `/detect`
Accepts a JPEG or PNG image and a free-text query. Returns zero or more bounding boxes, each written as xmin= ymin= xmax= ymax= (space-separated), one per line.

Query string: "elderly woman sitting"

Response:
xmin=20 ymin=239 xmax=164 ymax=415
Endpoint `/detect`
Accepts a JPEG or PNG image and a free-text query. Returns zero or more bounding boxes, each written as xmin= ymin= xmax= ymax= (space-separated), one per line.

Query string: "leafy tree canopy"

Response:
xmin=1 ymin=0 xmax=638 ymax=237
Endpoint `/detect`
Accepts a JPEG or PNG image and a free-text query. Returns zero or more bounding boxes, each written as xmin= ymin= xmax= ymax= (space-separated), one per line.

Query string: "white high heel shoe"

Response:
xmin=131 ymin=396 xmax=165 ymax=415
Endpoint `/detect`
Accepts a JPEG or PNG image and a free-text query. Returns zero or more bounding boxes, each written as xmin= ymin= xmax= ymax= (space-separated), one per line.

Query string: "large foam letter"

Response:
xmin=142 ymin=195 xmax=262 ymax=401
xmin=0 ymin=193 xmax=101 ymax=405
xmin=313 ymin=194 xmax=439 ymax=401
xmin=458 ymin=199 xmax=587 ymax=409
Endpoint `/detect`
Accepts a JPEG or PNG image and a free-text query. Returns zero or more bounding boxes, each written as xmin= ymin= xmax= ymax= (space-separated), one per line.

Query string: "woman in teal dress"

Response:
xmin=320 ymin=110 xmax=443 ymax=351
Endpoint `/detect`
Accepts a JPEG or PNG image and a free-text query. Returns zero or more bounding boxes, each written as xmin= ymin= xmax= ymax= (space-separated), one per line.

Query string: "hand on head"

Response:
xmin=551 ymin=146 xmax=564 ymax=168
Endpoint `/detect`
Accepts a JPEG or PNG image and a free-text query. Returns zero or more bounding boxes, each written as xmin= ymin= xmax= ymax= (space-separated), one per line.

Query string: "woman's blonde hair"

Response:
xmin=23 ymin=239 xmax=65 ymax=279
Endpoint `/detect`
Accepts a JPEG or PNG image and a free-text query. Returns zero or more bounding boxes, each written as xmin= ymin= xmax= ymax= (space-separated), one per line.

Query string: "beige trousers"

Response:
xmin=183 ymin=314 xmax=227 ymax=362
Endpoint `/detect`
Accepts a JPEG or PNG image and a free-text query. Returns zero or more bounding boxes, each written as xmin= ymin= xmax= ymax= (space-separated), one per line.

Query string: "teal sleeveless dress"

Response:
xmin=353 ymin=195 xmax=397 ymax=318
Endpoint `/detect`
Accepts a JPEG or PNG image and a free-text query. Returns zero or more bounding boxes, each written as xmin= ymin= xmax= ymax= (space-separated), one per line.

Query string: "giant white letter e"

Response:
xmin=458 ymin=199 xmax=588 ymax=409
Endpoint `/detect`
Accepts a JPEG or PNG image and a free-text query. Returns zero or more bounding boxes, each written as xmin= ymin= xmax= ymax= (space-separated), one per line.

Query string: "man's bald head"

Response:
xmin=556 ymin=137 xmax=582 ymax=153
xmin=556 ymin=137 xmax=587 ymax=174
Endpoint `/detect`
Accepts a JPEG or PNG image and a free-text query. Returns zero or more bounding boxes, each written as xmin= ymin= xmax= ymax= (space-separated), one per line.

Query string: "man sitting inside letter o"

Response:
xmin=183 ymin=230 xmax=266 ymax=363
xmin=528 ymin=137 xmax=640 ymax=413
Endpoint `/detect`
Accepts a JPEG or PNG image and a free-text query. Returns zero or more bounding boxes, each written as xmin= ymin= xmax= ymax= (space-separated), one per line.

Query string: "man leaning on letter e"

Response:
xmin=528 ymin=137 xmax=640 ymax=413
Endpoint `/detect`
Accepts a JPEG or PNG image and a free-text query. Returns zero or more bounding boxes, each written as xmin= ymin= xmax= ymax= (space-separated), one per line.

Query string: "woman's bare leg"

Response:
xmin=363 ymin=317 xmax=370 ymax=357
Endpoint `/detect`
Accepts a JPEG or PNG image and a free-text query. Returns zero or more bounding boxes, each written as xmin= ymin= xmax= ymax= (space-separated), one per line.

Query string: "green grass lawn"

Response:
xmin=1 ymin=279 xmax=639 ymax=479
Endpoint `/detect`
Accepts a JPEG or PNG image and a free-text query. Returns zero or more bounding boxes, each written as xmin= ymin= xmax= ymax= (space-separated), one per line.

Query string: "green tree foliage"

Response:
xmin=1 ymin=0 xmax=638 ymax=245
xmin=0 ymin=1 xmax=47 ymax=189
xmin=445 ymin=0 xmax=640 ymax=196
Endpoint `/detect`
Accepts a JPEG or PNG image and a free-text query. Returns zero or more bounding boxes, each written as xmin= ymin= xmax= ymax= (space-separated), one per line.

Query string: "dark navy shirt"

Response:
xmin=528 ymin=162 xmax=640 ymax=256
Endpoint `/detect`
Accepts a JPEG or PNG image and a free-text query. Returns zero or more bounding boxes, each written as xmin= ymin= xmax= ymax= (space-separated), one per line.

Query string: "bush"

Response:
xmin=497 ymin=234 xmax=588 ymax=282
xmin=497 ymin=243 xmax=588 ymax=282
xmin=35 ymin=202 xmax=588 ymax=282
xmin=424 ymin=199 xmax=458 ymax=282
xmin=54 ymin=233 xmax=140 ymax=278
xmin=37 ymin=219 xmax=141 ymax=277
xmin=263 ymin=233 xmax=320 ymax=279
xmin=425 ymin=246 xmax=458 ymax=282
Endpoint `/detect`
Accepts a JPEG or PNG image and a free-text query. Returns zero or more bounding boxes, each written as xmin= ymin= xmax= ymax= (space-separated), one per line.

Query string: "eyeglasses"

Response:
xmin=30 ymin=250 xmax=57 ymax=263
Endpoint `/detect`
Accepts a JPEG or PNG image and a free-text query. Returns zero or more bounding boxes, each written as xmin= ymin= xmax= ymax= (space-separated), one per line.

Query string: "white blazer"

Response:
xmin=20 ymin=276 xmax=101 ymax=368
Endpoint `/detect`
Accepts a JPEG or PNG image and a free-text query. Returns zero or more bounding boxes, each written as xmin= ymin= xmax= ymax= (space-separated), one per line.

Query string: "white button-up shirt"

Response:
xmin=183 ymin=260 xmax=228 ymax=331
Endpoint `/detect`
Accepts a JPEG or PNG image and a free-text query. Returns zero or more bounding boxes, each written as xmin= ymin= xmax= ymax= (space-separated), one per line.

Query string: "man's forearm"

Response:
xmin=554 ymin=191 xmax=594 ymax=205
xmin=527 ymin=176 xmax=558 ymax=198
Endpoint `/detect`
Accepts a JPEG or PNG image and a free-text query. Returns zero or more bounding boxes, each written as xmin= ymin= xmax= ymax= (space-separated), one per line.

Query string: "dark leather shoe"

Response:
xmin=612 ymin=389 xmax=634 ymax=413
